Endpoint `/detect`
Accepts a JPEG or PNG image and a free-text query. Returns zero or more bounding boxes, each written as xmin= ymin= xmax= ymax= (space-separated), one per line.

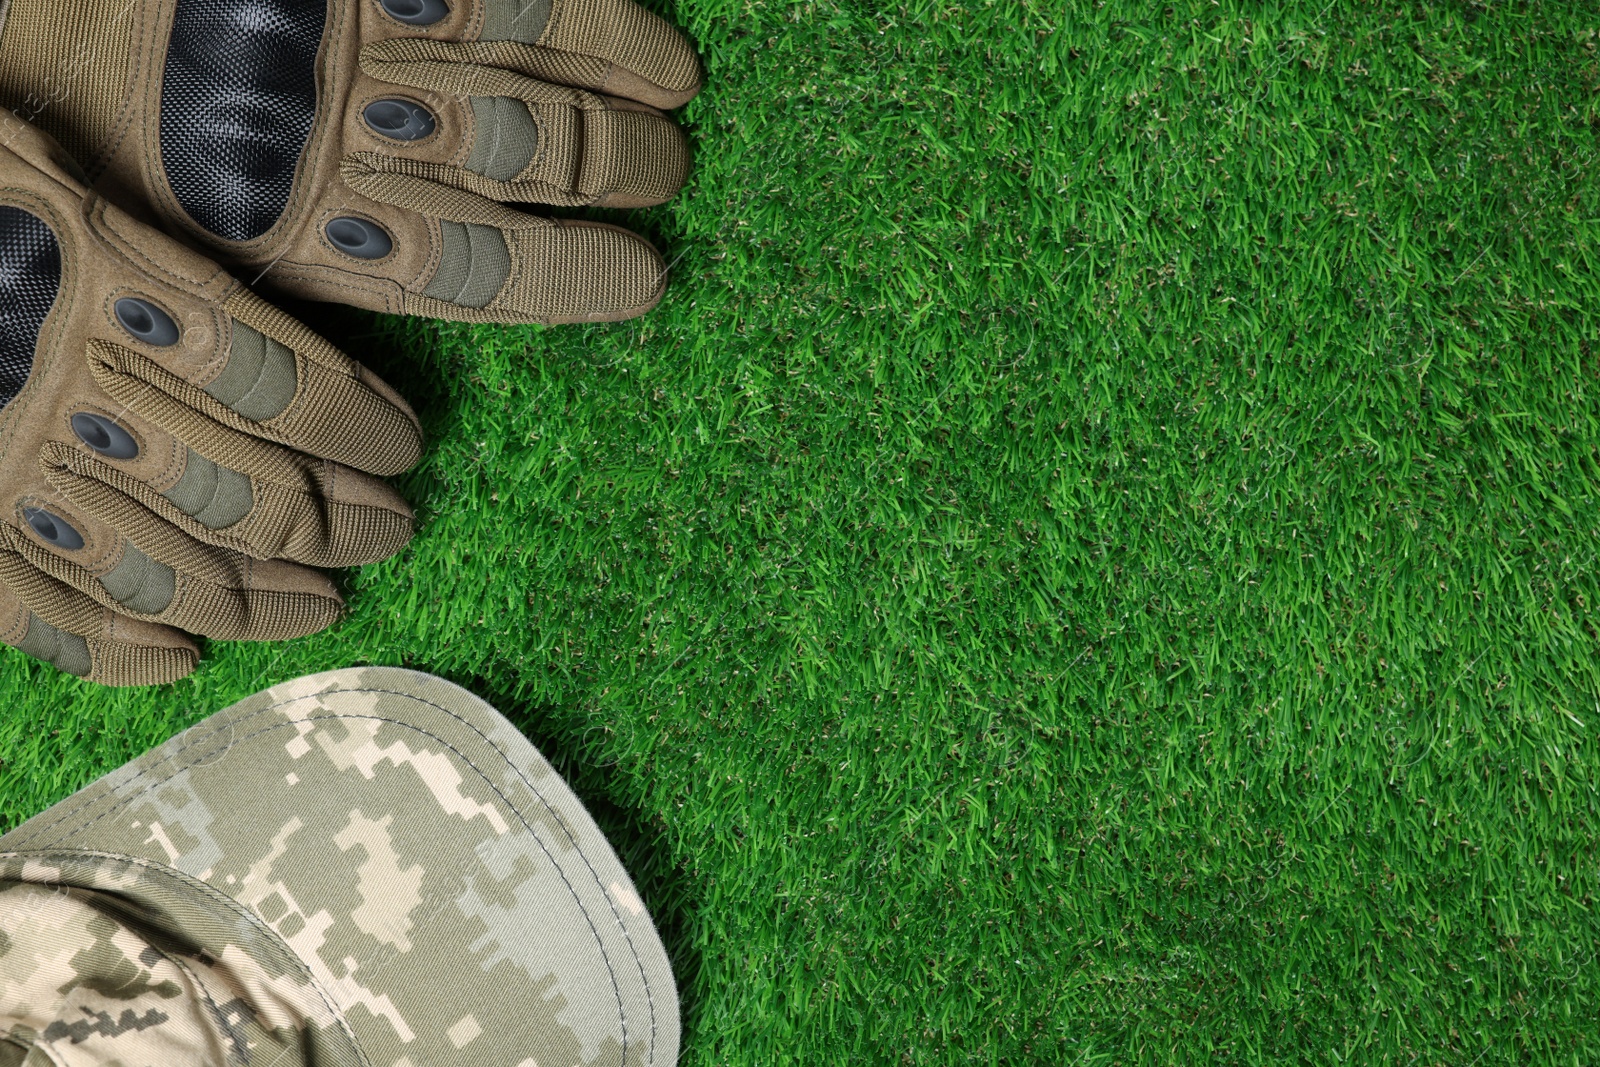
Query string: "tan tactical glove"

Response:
xmin=0 ymin=118 xmax=423 ymax=686
xmin=0 ymin=0 xmax=701 ymax=325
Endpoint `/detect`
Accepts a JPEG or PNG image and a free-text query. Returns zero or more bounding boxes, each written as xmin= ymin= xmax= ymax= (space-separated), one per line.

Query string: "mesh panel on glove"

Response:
xmin=160 ymin=0 xmax=325 ymax=241
xmin=0 ymin=206 xmax=61 ymax=411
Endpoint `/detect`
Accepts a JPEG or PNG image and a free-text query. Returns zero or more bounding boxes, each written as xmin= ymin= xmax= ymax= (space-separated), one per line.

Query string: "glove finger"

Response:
xmin=461 ymin=0 xmax=705 ymax=109
xmin=41 ymin=436 xmax=415 ymax=569
xmin=6 ymin=497 xmax=344 ymax=642
xmin=58 ymin=317 xmax=417 ymax=569
xmin=358 ymin=43 xmax=691 ymax=209
xmin=330 ymin=157 xmax=667 ymax=323
xmin=0 ymin=528 xmax=197 ymax=685
xmin=87 ymin=291 xmax=422 ymax=478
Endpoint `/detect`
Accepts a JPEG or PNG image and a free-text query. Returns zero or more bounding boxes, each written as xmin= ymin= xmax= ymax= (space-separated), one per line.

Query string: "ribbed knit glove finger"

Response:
xmin=0 ymin=0 xmax=703 ymax=325
xmin=0 ymin=118 xmax=423 ymax=685
xmin=0 ymin=539 xmax=198 ymax=685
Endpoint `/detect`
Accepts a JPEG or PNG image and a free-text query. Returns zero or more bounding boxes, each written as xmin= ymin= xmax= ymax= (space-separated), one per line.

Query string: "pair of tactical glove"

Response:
xmin=0 ymin=0 xmax=702 ymax=684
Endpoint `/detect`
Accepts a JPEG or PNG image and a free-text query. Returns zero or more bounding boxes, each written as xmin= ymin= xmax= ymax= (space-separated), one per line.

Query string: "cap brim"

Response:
xmin=0 ymin=667 xmax=679 ymax=1067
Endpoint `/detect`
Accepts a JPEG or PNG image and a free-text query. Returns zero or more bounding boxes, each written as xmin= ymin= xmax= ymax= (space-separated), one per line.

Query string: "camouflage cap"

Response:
xmin=0 ymin=667 xmax=679 ymax=1067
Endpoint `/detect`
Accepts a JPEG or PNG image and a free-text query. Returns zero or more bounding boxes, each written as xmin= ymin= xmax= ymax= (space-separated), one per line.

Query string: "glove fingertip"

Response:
xmin=541 ymin=219 xmax=669 ymax=323
xmin=85 ymin=636 xmax=200 ymax=686
xmin=351 ymin=367 xmax=426 ymax=476
xmin=598 ymin=59 xmax=703 ymax=111
xmin=568 ymin=0 xmax=704 ymax=108
xmin=8 ymin=603 xmax=199 ymax=685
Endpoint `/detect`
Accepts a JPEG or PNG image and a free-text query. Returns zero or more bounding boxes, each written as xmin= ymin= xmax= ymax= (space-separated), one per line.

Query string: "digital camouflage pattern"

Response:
xmin=0 ymin=667 xmax=679 ymax=1067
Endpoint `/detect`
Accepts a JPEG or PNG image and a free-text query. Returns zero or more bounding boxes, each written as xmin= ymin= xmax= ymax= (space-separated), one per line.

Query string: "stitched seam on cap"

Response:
xmin=45 ymin=714 xmax=641 ymax=1062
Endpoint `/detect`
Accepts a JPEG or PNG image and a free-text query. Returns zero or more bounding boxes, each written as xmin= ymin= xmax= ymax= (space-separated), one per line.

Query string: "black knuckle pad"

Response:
xmin=163 ymin=0 xmax=324 ymax=242
xmin=0 ymin=206 xmax=60 ymax=412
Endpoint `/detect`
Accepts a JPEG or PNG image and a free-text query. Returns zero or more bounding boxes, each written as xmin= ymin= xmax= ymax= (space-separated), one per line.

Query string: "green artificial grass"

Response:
xmin=4 ymin=0 xmax=1600 ymax=1062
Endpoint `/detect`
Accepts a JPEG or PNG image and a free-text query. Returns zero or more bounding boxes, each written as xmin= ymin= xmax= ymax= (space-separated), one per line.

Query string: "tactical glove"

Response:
xmin=0 ymin=118 xmax=423 ymax=686
xmin=0 ymin=0 xmax=701 ymax=324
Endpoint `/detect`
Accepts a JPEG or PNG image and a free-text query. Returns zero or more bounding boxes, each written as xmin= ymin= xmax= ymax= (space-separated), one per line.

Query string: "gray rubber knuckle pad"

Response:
xmin=23 ymin=508 xmax=85 ymax=551
xmin=327 ymin=217 xmax=393 ymax=259
xmin=114 ymin=298 xmax=181 ymax=346
xmin=100 ymin=542 xmax=177 ymax=616
xmin=206 ymin=323 xmax=298 ymax=422
xmin=164 ymin=449 xmax=254 ymax=530
xmin=15 ymin=612 xmax=91 ymax=676
xmin=381 ymin=0 xmax=449 ymax=25
xmin=425 ymin=222 xmax=512 ymax=309
xmin=480 ymin=0 xmax=552 ymax=42
xmin=466 ymin=96 xmax=541 ymax=181
xmin=71 ymin=413 xmax=140 ymax=459
xmin=365 ymin=99 xmax=436 ymax=141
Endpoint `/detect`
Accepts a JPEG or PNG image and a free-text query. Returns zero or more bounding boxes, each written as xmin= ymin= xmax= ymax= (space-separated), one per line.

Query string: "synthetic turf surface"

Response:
xmin=4 ymin=1 xmax=1600 ymax=1062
